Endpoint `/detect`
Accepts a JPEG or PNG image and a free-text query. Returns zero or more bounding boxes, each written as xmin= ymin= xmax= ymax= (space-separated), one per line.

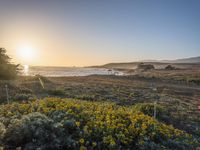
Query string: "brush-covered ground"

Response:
xmin=0 ymin=68 xmax=200 ymax=149
xmin=0 ymin=98 xmax=199 ymax=149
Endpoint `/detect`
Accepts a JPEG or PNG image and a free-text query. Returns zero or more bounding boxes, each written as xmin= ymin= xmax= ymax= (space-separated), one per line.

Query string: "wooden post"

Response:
xmin=5 ymin=84 xmax=9 ymax=104
xmin=38 ymin=77 xmax=45 ymax=89
xmin=152 ymin=86 xmax=157 ymax=119
xmin=154 ymin=101 xmax=157 ymax=119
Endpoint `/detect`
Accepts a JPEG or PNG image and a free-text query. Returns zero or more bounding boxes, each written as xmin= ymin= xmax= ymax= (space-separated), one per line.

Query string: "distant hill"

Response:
xmin=91 ymin=56 xmax=200 ymax=69
xmin=163 ymin=56 xmax=200 ymax=63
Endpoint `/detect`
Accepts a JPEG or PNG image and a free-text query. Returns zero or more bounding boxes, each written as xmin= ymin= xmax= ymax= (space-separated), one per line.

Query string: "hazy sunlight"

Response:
xmin=17 ymin=45 xmax=36 ymax=63
xmin=0 ymin=1 xmax=199 ymax=149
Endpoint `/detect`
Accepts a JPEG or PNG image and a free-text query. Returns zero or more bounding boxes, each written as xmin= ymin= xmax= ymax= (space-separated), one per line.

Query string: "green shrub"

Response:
xmin=187 ymin=78 xmax=200 ymax=85
xmin=0 ymin=123 xmax=5 ymax=145
xmin=2 ymin=112 xmax=78 ymax=149
xmin=19 ymin=88 xmax=33 ymax=94
xmin=76 ymin=94 xmax=95 ymax=101
xmin=13 ymin=93 xmax=36 ymax=101
xmin=47 ymin=89 xmax=66 ymax=96
xmin=132 ymin=103 xmax=170 ymax=122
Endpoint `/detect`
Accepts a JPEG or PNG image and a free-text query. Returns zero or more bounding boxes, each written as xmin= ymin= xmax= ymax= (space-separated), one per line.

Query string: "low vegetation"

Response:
xmin=0 ymin=75 xmax=199 ymax=140
xmin=165 ymin=65 xmax=176 ymax=70
xmin=187 ymin=78 xmax=200 ymax=85
xmin=137 ymin=63 xmax=155 ymax=71
xmin=0 ymin=51 xmax=199 ymax=149
xmin=0 ymin=48 xmax=19 ymax=80
xmin=0 ymin=98 xmax=199 ymax=149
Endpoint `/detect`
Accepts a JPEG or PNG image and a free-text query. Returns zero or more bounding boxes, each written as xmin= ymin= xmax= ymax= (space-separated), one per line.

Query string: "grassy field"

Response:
xmin=0 ymin=67 xmax=200 ymax=149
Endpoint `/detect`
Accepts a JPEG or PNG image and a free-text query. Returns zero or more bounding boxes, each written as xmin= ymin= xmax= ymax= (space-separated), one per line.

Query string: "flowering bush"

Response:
xmin=0 ymin=123 xmax=5 ymax=145
xmin=132 ymin=103 xmax=171 ymax=122
xmin=0 ymin=98 xmax=199 ymax=149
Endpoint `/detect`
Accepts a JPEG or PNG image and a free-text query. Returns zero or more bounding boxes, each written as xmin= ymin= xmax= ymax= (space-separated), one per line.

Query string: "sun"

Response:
xmin=18 ymin=45 xmax=36 ymax=62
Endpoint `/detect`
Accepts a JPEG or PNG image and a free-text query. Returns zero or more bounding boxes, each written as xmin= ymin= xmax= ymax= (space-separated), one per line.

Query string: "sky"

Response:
xmin=0 ymin=0 xmax=200 ymax=66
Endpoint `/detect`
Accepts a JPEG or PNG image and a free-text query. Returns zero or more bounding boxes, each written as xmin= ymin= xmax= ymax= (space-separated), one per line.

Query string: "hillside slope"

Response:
xmin=91 ymin=56 xmax=200 ymax=69
xmin=165 ymin=56 xmax=200 ymax=63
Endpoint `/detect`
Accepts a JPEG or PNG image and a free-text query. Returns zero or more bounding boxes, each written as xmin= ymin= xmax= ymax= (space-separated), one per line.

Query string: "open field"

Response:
xmin=0 ymin=67 xmax=200 ymax=142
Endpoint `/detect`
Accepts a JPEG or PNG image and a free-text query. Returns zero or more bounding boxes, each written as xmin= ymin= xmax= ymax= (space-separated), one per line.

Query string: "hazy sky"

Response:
xmin=0 ymin=0 xmax=200 ymax=66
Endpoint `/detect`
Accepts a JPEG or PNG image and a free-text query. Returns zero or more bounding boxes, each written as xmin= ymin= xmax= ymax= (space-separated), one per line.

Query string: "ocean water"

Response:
xmin=22 ymin=66 xmax=124 ymax=77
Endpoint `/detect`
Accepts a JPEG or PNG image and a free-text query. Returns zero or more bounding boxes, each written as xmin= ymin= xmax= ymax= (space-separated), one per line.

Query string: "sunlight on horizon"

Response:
xmin=17 ymin=44 xmax=37 ymax=65
xmin=1 ymin=0 xmax=199 ymax=67
xmin=23 ymin=64 xmax=29 ymax=76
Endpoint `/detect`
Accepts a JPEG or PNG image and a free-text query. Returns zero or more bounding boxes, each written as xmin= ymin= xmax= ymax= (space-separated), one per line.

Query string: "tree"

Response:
xmin=0 ymin=48 xmax=19 ymax=79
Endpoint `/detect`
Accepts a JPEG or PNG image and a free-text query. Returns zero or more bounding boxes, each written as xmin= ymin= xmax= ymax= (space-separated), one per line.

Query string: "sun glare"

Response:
xmin=18 ymin=45 xmax=35 ymax=63
xmin=23 ymin=65 xmax=29 ymax=76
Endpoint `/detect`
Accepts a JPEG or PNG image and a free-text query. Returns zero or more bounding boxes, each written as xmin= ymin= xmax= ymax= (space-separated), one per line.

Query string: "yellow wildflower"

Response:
xmin=80 ymin=146 xmax=87 ymax=150
xmin=92 ymin=142 xmax=97 ymax=147
xmin=79 ymin=138 xmax=85 ymax=144
xmin=76 ymin=121 xmax=80 ymax=127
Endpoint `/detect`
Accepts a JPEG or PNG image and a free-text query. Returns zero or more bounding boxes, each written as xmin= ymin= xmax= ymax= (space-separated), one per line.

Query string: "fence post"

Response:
xmin=154 ymin=101 xmax=157 ymax=119
xmin=152 ymin=86 xmax=158 ymax=119
xmin=5 ymin=84 xmax=9 ymax=104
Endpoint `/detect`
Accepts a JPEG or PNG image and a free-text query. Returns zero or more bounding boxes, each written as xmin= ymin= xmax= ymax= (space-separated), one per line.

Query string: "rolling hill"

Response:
xmin=91 ymin=56 xmax=200 ymax=69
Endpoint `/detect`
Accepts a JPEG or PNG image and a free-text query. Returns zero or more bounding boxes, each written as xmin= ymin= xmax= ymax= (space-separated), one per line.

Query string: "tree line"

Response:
xmin=0 ymin=48 xmax=19 ymax=79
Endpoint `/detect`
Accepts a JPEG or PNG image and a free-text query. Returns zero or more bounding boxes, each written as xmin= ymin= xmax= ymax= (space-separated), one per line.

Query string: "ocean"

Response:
xmin=21 ymin=66 xmax=124 ymax=77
